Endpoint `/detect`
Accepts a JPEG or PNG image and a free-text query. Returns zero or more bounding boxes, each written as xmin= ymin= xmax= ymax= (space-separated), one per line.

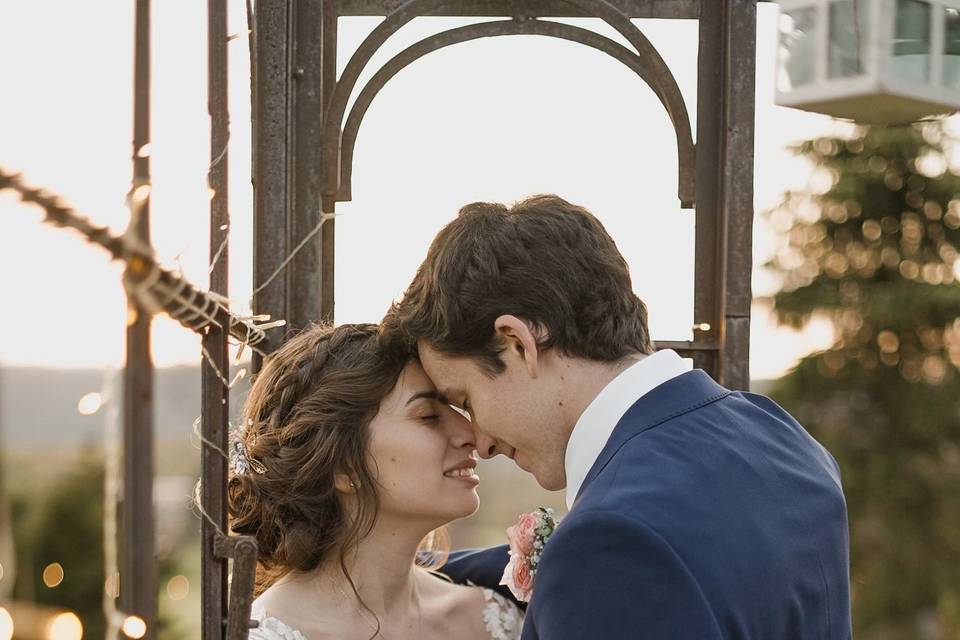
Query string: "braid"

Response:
xmin=226 ymin=322 xmax=406 ymax=597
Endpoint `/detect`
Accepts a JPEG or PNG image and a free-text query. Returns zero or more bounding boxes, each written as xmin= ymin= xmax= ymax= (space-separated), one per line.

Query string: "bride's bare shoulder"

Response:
xmin=422 ymin=570 xmax=525 ymax=639
xmin=421 ymin=567 xmax=486 ymax=605
xmin=250 ymin=580 xmax=342 ymax=639
xmin=420 ymin=569 xmax=523 ymax=635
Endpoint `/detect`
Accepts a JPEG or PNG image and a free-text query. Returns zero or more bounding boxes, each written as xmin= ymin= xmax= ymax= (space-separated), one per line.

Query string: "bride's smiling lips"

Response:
xmin=443 ymin=458 xmax=480 ymax=484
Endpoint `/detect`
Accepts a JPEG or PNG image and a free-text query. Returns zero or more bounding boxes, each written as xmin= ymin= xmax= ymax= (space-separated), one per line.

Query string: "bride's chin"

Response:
xmin=447 ymin=495 xmax=481 ymax=521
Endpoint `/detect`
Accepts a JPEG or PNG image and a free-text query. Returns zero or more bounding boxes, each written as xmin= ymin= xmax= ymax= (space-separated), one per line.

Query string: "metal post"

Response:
xmin=202 ymin=0 xmax=231 ymax=637
xmin=693 ymin=3 xmax=725 ymax=377
xmin=695 ymin=0 xmax=757 ymax=390
xmin=253 ymin=0 xmax=293 ymax=372
xmin=121 ymin=0 xmax=156 ymax=636
xmin=318 ymin=0 xmax=338 ymax=323
xmin=720 ymin=0 xmax=757 ymax=391
xmin=253 ymin=0 xmax=334 ymax=351
xmin=290 ymin=0 xmax=333 ymax=327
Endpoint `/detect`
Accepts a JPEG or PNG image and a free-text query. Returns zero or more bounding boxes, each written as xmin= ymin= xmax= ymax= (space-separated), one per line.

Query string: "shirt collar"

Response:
xmin=564 ymin=349 xmax=692 ymax=509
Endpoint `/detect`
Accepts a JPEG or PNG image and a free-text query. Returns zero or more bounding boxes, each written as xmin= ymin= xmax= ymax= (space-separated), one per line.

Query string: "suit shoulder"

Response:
xmin=544 ymin=508 xmax=668 ymax=558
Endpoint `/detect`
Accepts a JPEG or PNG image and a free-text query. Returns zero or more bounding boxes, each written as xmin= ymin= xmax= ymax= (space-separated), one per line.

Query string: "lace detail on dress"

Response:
xmin=247 ymin=610 xmax=307 ymax=640
xmin=247 ymin=589 xmax=522 ymax=640
xmin=481 ymin=588 xmax=524 ymax=640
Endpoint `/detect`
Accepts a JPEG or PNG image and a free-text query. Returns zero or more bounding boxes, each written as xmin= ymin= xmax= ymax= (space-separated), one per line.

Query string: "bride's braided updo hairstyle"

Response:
xmin=228 ymin=323 xmax=409 ymax=596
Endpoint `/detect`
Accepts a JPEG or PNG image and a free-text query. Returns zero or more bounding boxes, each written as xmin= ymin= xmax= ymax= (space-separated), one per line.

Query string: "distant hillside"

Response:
xmin=0 ymin=365 xmax=779 ymax=548
xmin=1 ymin=365 xmax=775 ymax=450
xmin=0 ymin=365 xmax=251 ymax=449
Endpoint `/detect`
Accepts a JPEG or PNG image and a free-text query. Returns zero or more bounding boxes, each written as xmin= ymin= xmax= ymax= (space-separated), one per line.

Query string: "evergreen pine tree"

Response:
xmin=767 ymin=123 xmax=960 ymax=638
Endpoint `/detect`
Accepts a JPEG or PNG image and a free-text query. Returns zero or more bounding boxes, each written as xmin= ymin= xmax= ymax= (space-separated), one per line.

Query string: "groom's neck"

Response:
xmin=557 ymin=352 xmax=648 ymax=427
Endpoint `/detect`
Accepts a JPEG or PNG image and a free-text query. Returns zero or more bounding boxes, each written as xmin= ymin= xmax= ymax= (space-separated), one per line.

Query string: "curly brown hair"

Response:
xmin=380 ymin=194 xmax=654 ymax=375
xmin=227 ymin=323 xmax=445 ymax=600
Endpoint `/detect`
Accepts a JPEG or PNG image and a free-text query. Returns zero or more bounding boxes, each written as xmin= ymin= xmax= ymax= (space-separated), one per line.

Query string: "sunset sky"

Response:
xmin=0 ymin=3 xmax=852 ymax=379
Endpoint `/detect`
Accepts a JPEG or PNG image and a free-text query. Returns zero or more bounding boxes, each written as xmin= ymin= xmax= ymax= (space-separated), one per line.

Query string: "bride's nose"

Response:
xmin=446 ymin=410 xmax=476 ymax=449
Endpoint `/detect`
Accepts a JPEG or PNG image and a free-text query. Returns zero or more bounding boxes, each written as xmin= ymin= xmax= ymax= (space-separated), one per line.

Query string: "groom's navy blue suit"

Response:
xmin=443 ymin=369 xmax=851 ymax=639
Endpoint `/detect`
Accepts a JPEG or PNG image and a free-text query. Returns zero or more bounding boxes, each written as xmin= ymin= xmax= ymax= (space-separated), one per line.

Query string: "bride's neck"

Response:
xmin=309 ymin=516 xmax=434 ymax=617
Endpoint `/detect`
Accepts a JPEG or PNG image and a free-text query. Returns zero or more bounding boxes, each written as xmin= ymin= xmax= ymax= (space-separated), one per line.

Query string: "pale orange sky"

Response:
xmin=0 ymin=3 xmax=849 ymax=378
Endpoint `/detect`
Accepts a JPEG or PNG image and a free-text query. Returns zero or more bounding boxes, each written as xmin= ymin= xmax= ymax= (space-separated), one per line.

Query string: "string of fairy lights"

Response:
xmin=0 ymin=160 xmax=340 ymax=638
xmin=0 ymin=62 xmax=337 ymax=633
xmin=0 ymin=0 xmax=334 ymax=623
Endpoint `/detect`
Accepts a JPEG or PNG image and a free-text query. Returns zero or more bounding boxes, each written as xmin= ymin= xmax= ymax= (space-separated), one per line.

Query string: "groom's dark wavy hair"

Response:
xmin=381 ymin=195 xmax=654 ymax=373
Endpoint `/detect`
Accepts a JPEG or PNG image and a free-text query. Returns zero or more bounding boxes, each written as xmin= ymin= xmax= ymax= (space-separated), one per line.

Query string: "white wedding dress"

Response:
xmin=248 ymin=587 xmax=524 ymax=640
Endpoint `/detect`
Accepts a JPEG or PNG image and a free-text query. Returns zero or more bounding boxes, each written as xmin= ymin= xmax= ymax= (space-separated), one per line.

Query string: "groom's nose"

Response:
xmin=473 ymin=427 xmax=500 ymax=459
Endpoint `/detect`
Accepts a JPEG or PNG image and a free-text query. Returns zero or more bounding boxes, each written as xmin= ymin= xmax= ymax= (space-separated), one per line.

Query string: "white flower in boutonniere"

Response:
xmin=500 ymin=506 xmax=558 ymax=602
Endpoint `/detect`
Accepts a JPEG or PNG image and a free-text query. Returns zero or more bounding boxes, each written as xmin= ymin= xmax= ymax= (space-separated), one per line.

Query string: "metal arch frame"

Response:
xmin=238 ymin=1 xmax=756 ymax=638
xmin=252 ymin=0 xmax=756 ymax=391
xmin=320 ymin=0 xmax=695 ymax=209
xmin=327 ymin=18 xmax=696 ymax=209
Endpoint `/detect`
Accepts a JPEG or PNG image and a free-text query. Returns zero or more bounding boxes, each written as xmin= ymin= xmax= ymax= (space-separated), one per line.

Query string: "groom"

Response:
xmin=381 ymin=195 xmax=851 ymax=639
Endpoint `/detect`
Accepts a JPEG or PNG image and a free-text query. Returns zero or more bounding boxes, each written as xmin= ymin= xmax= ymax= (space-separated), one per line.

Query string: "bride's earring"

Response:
xmin=335 ymin=473 xmax=359 ymax=492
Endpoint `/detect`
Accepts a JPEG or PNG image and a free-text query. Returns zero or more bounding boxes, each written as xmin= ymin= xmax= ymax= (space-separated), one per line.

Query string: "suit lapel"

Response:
xmin=573 ymin=369 xmax=731 ymax=506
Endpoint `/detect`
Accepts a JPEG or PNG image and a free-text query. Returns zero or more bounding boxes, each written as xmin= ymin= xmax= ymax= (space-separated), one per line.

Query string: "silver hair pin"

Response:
xmin=231 ymin=439 xmax=266 ymax=475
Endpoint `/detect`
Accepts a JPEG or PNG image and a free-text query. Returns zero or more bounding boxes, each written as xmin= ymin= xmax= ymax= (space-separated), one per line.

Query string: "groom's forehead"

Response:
xmin=418 ymin=342 xmax=461 ymax=377
xmin=417 ymin=342 xmax=488 ymax=394
xmin=434 ymin=382 xmax=458 ymax=400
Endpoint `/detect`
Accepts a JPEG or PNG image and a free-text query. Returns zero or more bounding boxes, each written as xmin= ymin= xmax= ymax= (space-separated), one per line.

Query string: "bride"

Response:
xmin=228 ymin=323 xmax=523 ymax=639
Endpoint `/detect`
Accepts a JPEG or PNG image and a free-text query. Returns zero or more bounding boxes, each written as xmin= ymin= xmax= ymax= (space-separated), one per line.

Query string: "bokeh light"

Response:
xmin=122 ymin=615 xmax=147 ymax=639
xmin=76 ymin=392 xmax=103 ymax=416
xmin=166 ymin=574 xmax=189 ymax=601
xmin=45 ymin=612 xmax=82 ymax=640
xmin=42 ymin=562 xmax=64 ymax=588
xmin=0 ymin=607 xmax=13 ymax=640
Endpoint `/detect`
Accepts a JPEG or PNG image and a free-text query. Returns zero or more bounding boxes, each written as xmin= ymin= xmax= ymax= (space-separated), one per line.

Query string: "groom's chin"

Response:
xmin=532 ymin=470 xmax=567 ymax=492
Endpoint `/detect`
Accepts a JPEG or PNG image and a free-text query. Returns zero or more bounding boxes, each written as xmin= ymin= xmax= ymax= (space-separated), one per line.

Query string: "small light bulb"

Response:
xmin=122 ymin=615 xmax=147 ymax=639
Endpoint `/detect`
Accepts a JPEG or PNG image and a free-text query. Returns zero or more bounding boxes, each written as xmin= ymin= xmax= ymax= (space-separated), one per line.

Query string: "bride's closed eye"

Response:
xmin=410 ymin=400 xmax=441 ymax=424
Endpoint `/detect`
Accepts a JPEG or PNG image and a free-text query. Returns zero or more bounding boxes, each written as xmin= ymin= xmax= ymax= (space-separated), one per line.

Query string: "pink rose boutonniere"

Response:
xmin=500 ymin=507 xmax=558 ymax=602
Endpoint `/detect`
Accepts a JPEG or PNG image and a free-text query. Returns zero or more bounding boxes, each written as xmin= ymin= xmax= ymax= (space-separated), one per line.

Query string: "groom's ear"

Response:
xmin=493 ymin=315 xmax=545 ymax=379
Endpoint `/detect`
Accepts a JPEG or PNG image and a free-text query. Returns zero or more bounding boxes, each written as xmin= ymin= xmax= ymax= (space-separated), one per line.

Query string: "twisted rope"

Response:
xmin=0 ymin=167 xmax=280 ymax=354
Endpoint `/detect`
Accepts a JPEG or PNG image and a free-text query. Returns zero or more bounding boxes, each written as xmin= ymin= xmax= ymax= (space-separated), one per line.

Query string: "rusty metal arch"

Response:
xmin=331 ymin=18 xmax=696 ymax=208
xmin=252 ymin=0 xmax=758 ymax=415
xmin=320 ymin=0 xmax=695 ymax=209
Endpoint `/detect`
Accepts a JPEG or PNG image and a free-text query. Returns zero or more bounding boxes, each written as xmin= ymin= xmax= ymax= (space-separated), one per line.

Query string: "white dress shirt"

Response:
xmin=564 ymin=349 xmax=692 ymax=509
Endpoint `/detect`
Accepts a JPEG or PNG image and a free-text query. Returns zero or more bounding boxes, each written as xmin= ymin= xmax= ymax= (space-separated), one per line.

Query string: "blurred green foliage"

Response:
xmin=766 ymin=122 xmax=960 ymax=639
xmin=12 ymin=448 xmax=106 ymax=638
xmin=10 ymin=449 xmax=188 ymax=639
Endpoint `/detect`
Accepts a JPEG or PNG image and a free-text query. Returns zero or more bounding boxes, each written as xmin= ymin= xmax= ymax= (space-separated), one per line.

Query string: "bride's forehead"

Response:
xmin=380 ymin=361 xmax=438 ymax=408
xmin=399 ymin=360 xmax=432 ymax=387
